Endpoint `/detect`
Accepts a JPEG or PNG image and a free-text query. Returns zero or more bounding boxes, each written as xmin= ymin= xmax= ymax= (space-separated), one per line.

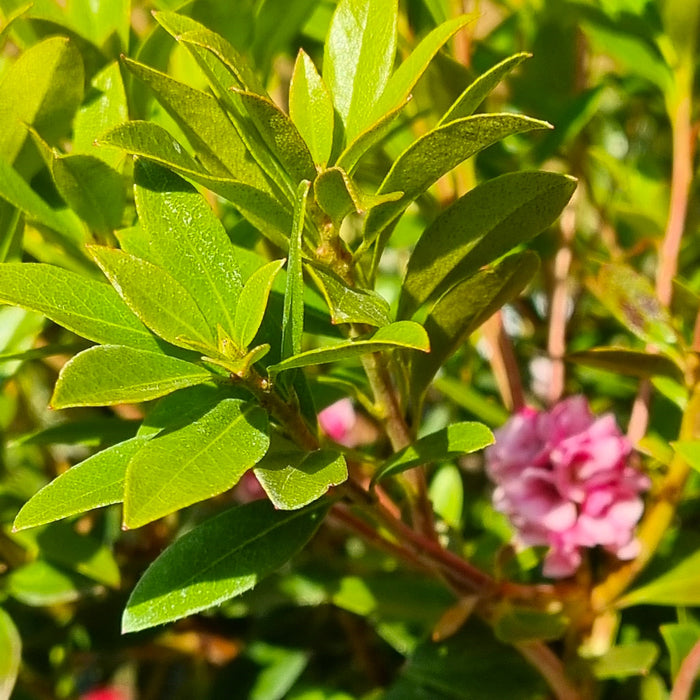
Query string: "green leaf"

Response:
xmin=282 ymin=182 xmax=310 ymax=362
xmin=429 ymin=464 xmax=463 ymax=529
xmin=439 ymin=52 xmax=531 ymax=124
xmin=73 ymin=61 xmax=128 ymax=169
xmin=100 ymin=121 xmax=293 ymax=247
xmin=307 ymin=265 xmax=391 ymax=327
xmin=323 ymin=0 xmax=398 ymax=142
xmin=660 ymin=623 xmax=700 ymax=680
xmin=373 ymin=422 xmax=493 ymax=483
xmin=410 ymin=252 xmax=539 ymax=407
xmin=255 ymin=447 xmax=348 ymax=510
xmin=12 ymin=417 xmax=139 ymax=448
xmin=567 ymin=348 xmax=684 ymax=382
xmin=0 ymin=608 xmax=20 ymax=700
xmin=123 ymin=399 xmax=269 ymax=528
xmin=372 ymin=14 xmax=474 ymax=123
xmin=494 ymin=607 xmax=569 ymax=643
xmin=233 ymin=89 xmax=317 ymax=184
xmin=234 ymin=259 xmax=286 ymax=350
xmin=268 ymin=321 xmax=430 ymax=379
xmin=90 ymin=246 xmax=215 ymax=350
xmin=0 ymin=262 xmax=162 ymax=351
xmin=52 ymin=345 xmax=212 ymax=409
xmin=133 ymin=160 xmax=244 ymax=340
xmin=6 ymin=560 xmax=96 ymax=606
xmin=247 ymin=642 xmax=309 ymax=700
xmin=290 ymin=49 xmax=334 ymax=167
xmin=590 ymin=642 xmax=659 ymax=680
xmin=671 ymin=441 xmax=700 ymax=474
xmin=0 ymin=36 xmax=84 ymax=167
xmin=364 ymin=114 xmax=553 ymax=261
xmin=399 ymin=171 xmax=575 ymax=318
xmin=122 ymin=499 xmax=328 ymax=632
xmin=617 ymin=550 xmax=700 ymax=608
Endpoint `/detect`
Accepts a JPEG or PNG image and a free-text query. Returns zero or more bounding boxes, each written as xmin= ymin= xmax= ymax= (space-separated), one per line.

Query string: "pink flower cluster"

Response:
xmin=318 ymin=398 xmax=357 ymax=447
xmin=485 ymin=396 xmax=649 ymax=578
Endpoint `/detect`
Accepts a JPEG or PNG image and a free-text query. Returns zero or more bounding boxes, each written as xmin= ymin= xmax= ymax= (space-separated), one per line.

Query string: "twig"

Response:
xmin=483 ymin=312 xmax=525 ymax=411
xmin=516 ymin=641 xmax=583 ymax=700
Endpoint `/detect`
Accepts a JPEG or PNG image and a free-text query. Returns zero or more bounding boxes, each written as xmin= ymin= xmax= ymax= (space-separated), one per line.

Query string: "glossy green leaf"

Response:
xmin=323 ymin=0 xmax=398 ymax=142
xmin=0 ymin=608 xmax=20 ymax=700
xmin=52 ymin=345 xmax=213 ymax=408
xmin=671 ymin=441 xmax=700 ymax=474
xmin=0 ymin=263 xmax=162 ymax=351
xmin=133 ymin=160 xmax=244 ymax=339
xmin=439 ymin=53 xmax=530 ymax=124
xmin=399 ymin=171 xmax=575 ymax=317
xmin=410 ymin=252 xmax=539 ymax=407
xmin=100 ymin=122 xmax=292 ymax=247
xmin=364 ymin=114 xmax=553 ymax=260
xmin=290 ymin=49 xmax=334 ymax=166
xmin=123 ymin=399 xmax=269 ymax=528
xmin=660 ymin=623 xmax=700 ymax=680
xmin=373 ymin=422 xmax=493 ymax=483
xmin=268 ymin=321 xmax=430 ymax=379
xmin=122 ymin=499 xmax=328 ymax=631
xmin=591 ymin=642 xmax=659 ymax=680
xmin=234 ymin=259 xmax=286 ymax=350
xmin=234 ymin=89 xmax=317 ymax=184
xmin=6 ymin=560 xmax=96 ymax=606
xmin=73 ymin=61 xmax=128 ymax=169
xmin=255 ymin=447 xmax=347 ymax=510
xmin=282 ymin=182 xmax=310 ymax=362
xmin=567 ymin=348 xmax=684 ymax=382
xmin=494 ymin=607 xmax=569 ymax=643
xmin=372 ymin=14 xmax=474 ymax=123
xmin=0 ymin=36 xmax=84 ymax=167
xmin=617 ymin=550 xmax=700 ymax=608
xmin=90 ymin=246 xmax=215 ymax=349
xmin=307 ymin=265 xmax=391 ymax=327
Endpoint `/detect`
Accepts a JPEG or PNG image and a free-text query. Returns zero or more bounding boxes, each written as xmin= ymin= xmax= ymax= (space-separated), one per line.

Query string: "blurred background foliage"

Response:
xmin=0 ymin=0 xmax=699 ymax=698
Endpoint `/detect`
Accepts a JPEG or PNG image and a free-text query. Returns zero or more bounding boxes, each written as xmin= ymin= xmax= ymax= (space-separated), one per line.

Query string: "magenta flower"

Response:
xmin=485 ymin=396 xmax=649 ymax=578
xmin=318 ymin=398 xmax=357 ymax=446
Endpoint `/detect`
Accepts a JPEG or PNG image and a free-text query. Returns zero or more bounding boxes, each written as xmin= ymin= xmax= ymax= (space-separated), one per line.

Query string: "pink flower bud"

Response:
xmin=318 ymin=398 xmax=357 ymax=447
xmin=485 ymin=396 xmax=649 ymax=578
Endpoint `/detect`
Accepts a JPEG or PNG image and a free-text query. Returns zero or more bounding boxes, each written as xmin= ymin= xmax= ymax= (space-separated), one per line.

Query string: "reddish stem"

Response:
xmin=671 ymin=638 xmax=700 ymax=700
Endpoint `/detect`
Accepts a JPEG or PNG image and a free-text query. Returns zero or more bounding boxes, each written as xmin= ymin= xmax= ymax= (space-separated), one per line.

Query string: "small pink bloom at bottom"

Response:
xmin=81 ymin=687 xmax=128 ymax=700
xmin=318 ymin=398 xmax=357 ymax=447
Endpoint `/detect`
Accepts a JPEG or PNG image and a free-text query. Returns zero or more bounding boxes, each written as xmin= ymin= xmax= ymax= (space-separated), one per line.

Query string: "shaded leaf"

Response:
xmin=494 ymin=607 xmax=569 ymax=643
xmin=7 ymin=560 xmax=97 ymax=606
xmin=660 ymin=623 xmax=700 ymax=680
xmin=0 ymin=608 xmax=20 ymax=700
xmin=122 ymin=499 xmax=328 ymax=632
xmin=123 ymin=399 xmax=269 ymax=528
xmin=567 ymin=348 xmax=684 ymax=382
xmin=11 ymin=417 xmax=139 ymax=448
xmin=671 ymin=441 xmax=700 ymax=474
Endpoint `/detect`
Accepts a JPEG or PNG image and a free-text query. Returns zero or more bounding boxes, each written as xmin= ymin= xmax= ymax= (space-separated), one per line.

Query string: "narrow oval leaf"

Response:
xmin=123 ymin=399 xmax=270 ymax=529
xmin=133 ymin=161 xmax=244 ymax=340
xmin=373 ymin=422 xmax=493 ymax=483
xmin=13 ymin=438 xmax=147 ymax=531
xmin=52 ymin=345 xmax=213 ymax=408
xmin=234 ymin=259 xmax=286 ymax=350
xmin=122 ymin=499 xmax=328 ymax=632
xmin=439 ymin=52 xmax=531 ymax=125
xmin=90 ymin=246 xmax=215 ymax=349
xmin=323 ymin=0 xmax=398 ymax=142
xmin=0 ymin=263 xmax=162 ymax=351
xmin=399 ymin=171 xmax=575 ymax=318
xmin=567 ymin=348 xmax=684 ymax=382
xmin=0 ymin=608 xmax=20 ymax=700
xmin=290 ymin=49 xmax=334 ymax=166
xmin=255 ymin=449 xmax=348 ymax=510
xmin=268 ymin=321 xmax=430 ymax=379
xmin=364 ymin=114 xmax=553 ymax=258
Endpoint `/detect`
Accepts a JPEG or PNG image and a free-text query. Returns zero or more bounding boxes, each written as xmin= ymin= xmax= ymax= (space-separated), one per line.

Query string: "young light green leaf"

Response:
xmin=13 ymin=438 xmax=148 ymax=531
xmin=371 ymin=14 xmax=474 ymax=122
xmin=567 ymin=348 xmax=685 ymax=382
xmin=123 ymin=399 xmax=270 ymax=529
xmin=0 ymin=263 xmax=162 ymax=351
xmin=364 ymin=114 xmax=553 ymax=262
xmin=410 ymin=252 xmax=539 ymax=408
xmin=0 ymin=608 xmax=20 ymax=700
xmin=268 ymin=321 xmax=429 ymax=379
xmin=399 ymin=171 xmax=576 ymax=317
xmin=307 ymin=265 xmax=391 ymax=327
xmin=52 ymin=345 xmax=213 ymax=408
xmin=233 ymin=89 xmax=317 ymax=184
xmin=7 ymin=560 xmax=96 ymax=607
xmin=133 ymin=160 xmax=244 ymax=340
xmin=90 ymin=246 xmax=215 ymax=350
xmin=439 ymin=52 xmax=531 ymax=125
xmin=290 ymin=49 xmax=335 ymax=166
xmin=234 ymin=259 xmax=286 ymax=350
xmin=122 ymin=499 xmax=328 ymax=632
xmin=323 ymin=0 xmax=398 ymax=142
xmin=429 ymin=464 xmax=464 ymax=529
xmin=671 ymin=441 xmax=700 ymax=474
xmin=255 ymin=447 xmax=348 ymax=510
xmin=590 ymin=643 xmax=659 ymax=680
xmin=373 ymin=422 xmax=493 ymax=483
